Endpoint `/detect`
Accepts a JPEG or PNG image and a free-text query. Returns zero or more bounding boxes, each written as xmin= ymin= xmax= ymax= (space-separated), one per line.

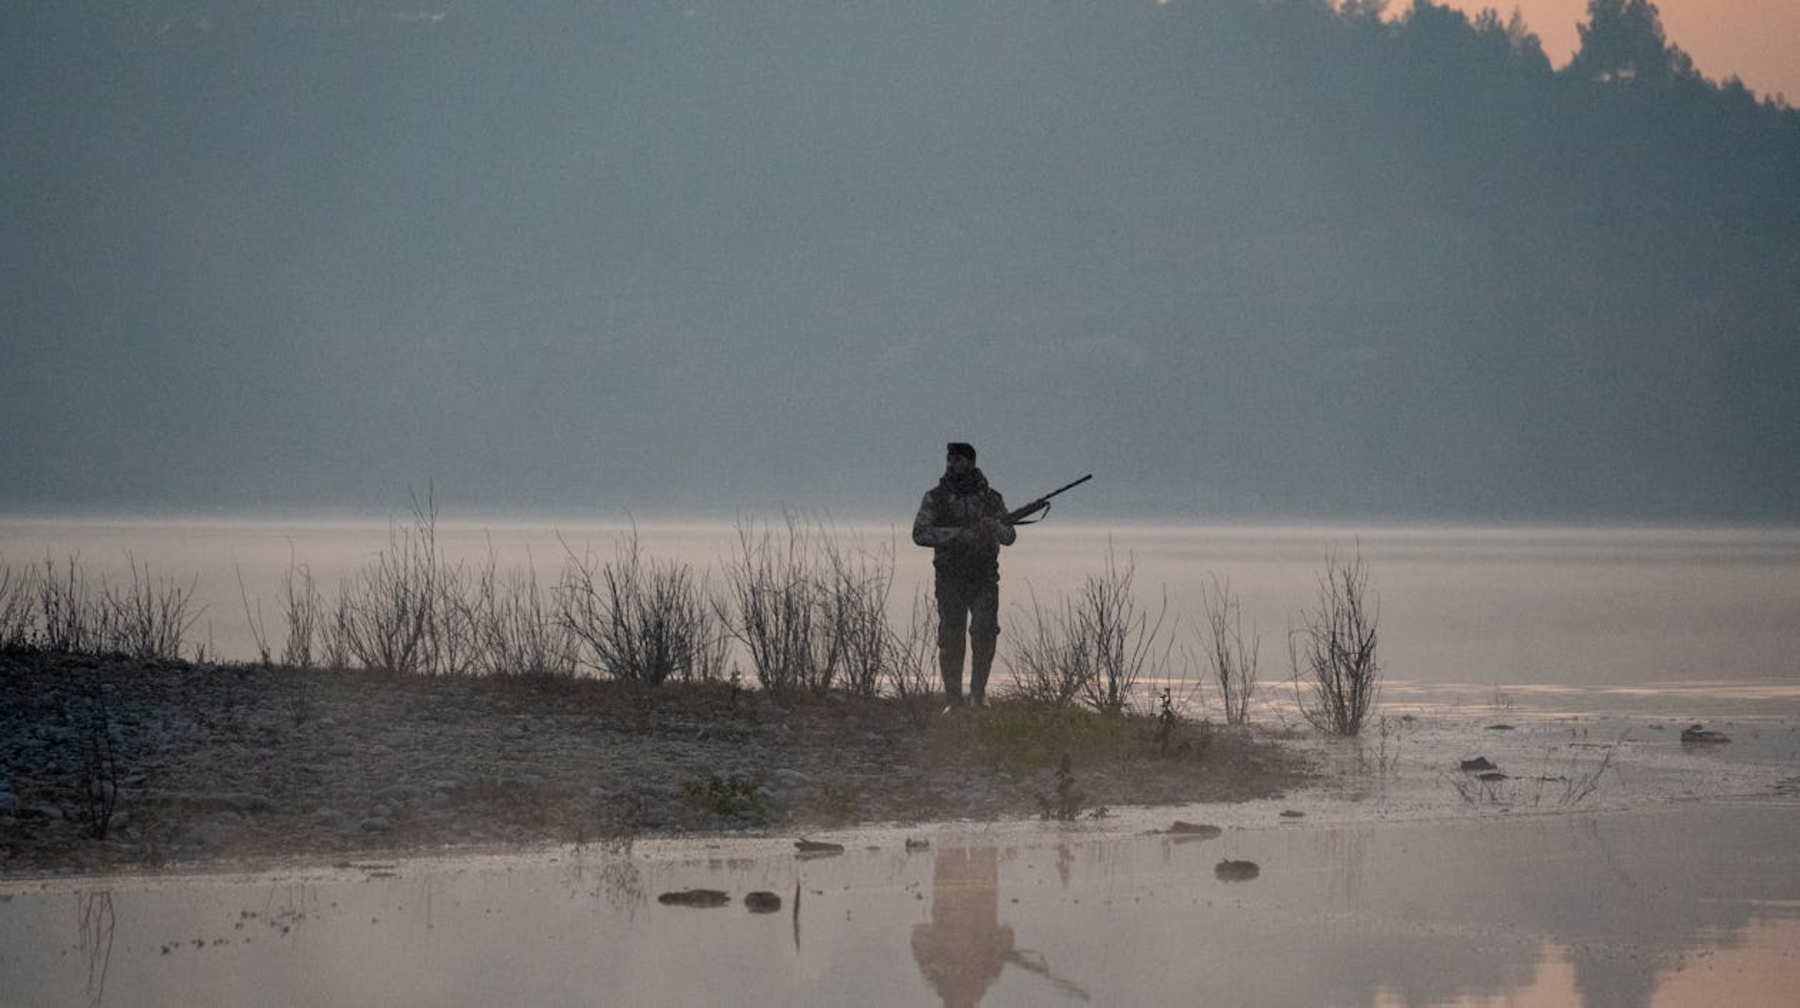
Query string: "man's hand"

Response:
xmin=955 ymin=519 xmax=997 ymax=546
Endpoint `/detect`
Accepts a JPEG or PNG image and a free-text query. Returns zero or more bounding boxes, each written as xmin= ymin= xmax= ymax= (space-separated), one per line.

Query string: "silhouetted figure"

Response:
xmin=910 ymin=846 xmax=1091 ymax=1006
xmin=910 ymin=847 xmax=1015 ymax=1008
xmin=912 ymin=443 xmax=1015 ymax=706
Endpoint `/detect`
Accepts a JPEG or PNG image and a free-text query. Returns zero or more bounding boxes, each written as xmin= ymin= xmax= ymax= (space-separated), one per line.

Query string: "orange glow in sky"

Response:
xmin=1421 ymin=0 xmax=1800 ymax=101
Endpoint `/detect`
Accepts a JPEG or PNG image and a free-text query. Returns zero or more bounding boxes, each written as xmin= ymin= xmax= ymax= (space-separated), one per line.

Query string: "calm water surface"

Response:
xmin=3 ymin=804 xmax=1796 ymax=1007
xmin=4 ymin=518 xmax=1799 ymax=1006
xmin=3 ymin=516 xmax=1795 ymax=703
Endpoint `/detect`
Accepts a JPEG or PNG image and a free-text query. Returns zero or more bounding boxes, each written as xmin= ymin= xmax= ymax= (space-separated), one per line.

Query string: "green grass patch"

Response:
xmin=681 ymin=774 xmax=762 ymax=817
xmin=924 ymin=701 xmax=1180 ymax=777
xmin=798 ymin=781 xmax=862 ymax=826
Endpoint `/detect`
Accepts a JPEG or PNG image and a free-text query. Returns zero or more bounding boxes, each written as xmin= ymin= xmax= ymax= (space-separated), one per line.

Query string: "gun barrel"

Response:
xmin=1043 ymin=473 xmax=1093 ymax=500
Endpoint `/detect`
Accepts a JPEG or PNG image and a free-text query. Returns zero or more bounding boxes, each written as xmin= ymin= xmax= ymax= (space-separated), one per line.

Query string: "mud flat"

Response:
xmin=0 ymin=654 xmax=1305 ymax=877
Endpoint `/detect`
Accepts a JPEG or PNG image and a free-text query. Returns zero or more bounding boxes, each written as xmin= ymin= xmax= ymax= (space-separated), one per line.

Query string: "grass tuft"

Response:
xmin=681 ymin=774 xmax=762 ymax=818
xmin=923 ymin=701 xmax=1179 ymax=778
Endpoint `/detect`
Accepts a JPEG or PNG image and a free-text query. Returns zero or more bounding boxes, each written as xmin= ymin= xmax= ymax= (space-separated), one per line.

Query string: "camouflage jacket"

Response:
xmin=912 ymin=469 xmax=1016 ymax=582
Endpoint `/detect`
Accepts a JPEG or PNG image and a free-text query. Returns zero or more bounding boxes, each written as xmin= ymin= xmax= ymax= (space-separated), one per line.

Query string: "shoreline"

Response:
xmin=1 ymin=652 xmax=1310 ymax=880
xmin=7 ymin=650 xmax=1795 ymax=883
xmin=9 ymin=795 xmax=1794 ymax=892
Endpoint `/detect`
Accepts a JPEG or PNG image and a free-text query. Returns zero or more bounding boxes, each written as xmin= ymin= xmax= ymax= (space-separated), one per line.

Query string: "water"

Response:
xmin=3 ymin=516 xmax=1797 ymax=702
xmin=4 ymin=803 xmax=1797 ymax=1007
xmin=4 ymin=517 xmax=1799 ymax=1005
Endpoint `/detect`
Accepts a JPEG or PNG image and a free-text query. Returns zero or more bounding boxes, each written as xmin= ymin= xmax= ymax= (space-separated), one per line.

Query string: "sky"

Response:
xmin=1 ymin=2 xmax=1795 ymax=524
xmin=1426 ymin=0 xmax=1800 ymax=100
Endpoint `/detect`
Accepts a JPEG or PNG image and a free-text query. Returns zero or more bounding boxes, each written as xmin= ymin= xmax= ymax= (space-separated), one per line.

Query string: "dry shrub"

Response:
xmin=1197 ymin=574 xmax=1258 ymax=725
xmin=559 ymin=527 xmax=720 ymax=684
xmin=1005 ymin=547 xmax=1171 ymax=714
xmin=884 ymin=586 xmax=942 ymax=729
xmin=1291 ymin=548 xmax=1381 ymax=736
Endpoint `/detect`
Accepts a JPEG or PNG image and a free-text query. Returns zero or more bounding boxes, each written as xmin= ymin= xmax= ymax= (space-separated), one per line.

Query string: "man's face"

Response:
xmin=946 ymin=454 xmax=974 ymax=477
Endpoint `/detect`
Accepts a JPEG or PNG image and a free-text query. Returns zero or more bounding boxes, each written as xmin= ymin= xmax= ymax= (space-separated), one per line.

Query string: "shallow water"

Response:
xmin=4 ymin=517 xmax=1798 ymax=1005
xmin=2 ymin=517 xmax=1797 ymax=695
xmin=4 ymin=802 xmax=1796 ymax=1007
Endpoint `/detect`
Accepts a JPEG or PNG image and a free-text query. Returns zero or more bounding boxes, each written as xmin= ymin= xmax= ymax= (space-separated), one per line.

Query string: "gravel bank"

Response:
xmin=1 ymin=652 xmax=1308 ymax=877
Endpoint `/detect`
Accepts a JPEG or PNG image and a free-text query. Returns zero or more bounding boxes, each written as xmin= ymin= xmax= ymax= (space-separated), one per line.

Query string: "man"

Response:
xmin=912 ymin=442 xmax=1016 ymax=706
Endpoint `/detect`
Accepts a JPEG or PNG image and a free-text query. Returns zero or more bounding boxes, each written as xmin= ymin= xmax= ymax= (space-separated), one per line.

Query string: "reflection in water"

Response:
xmin=911 ymin=847 xmax=1089 ymax=1007
xmin=260 ymin=883 xmax=321 ymax=937
xmin=560 ymin=853 xmax=645 ymax=915
xmin=911 ymin=848 xmax=1013 ymax=1007
xmin=1327 ymin=828 xmax=1370 ymax=903
xmin=76 ymin=890 xmax=114 ymax=1008
xmin=4 ymin=805 xmax=1797 ymax=1007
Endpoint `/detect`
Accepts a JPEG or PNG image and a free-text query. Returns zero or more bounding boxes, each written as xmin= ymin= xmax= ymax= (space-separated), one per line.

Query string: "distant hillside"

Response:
xmin=3 ymin=2 xmax=1795 ymax=521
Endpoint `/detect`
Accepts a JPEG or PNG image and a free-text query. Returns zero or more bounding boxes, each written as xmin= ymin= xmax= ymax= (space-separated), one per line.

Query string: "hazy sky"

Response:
xmin=1426 ymin=0 xmax=1800 ymax=99
xmin=2 ymin=2 xmax=1794 ymax=523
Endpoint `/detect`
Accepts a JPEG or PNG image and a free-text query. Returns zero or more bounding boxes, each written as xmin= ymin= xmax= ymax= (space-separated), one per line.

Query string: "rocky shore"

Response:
xmin=0 ymin=652 xmax=1308 ymax=877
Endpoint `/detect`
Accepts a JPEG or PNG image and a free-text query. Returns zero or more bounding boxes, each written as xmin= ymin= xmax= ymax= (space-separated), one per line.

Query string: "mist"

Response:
xmin=4 ymin=1 xmax=1795 ymax=523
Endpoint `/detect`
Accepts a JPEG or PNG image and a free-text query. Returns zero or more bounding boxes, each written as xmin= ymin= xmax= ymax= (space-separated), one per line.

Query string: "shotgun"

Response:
xmin=1006 ymin=473 xmax=1092 ymax=525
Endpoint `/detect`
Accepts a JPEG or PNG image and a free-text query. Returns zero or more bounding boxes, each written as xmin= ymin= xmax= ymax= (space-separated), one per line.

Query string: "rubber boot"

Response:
xmin=939 ymin=635 xmax=965 ymax=705
xmin=968 ymin=635 xmax=996 ymax=706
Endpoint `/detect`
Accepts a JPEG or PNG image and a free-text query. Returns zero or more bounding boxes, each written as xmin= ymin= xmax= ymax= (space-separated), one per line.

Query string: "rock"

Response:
xmin=773 ymin=768 xmax=809 ymax=787
xmin=1476 ymin=772 xmax=1509 ymax=782
xmin=795 ymin=838 xmax=844 ymax=857
xmin=904 ymin=837 xmax=931 ymax=851
xmin=1215 ymin=859 xmax=1260 ymax=882
xmin=1459 ymin=757 xmax=1498 ymax=772
xmin=1279 ymin=810 xmax=1305 ymax=819
xmin=1167 ymin=821 xmax=1222 ymax=839
xmin=1485 ymin=724 xmax=1516 ymax=731
xmin=1680 ymin=724 xmax=1730 ymax=744
xmin=359 ymin=816 xmax=393 ymax=833
xmin=657 ymin=889 xmax=731 ymax=908
xmin=744 ymin=891 xmax=783 ymax=913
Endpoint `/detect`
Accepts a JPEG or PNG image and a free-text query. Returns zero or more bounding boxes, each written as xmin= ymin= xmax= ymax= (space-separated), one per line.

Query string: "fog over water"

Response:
xmin=4 ymin=516 xmax=1795 ymax=708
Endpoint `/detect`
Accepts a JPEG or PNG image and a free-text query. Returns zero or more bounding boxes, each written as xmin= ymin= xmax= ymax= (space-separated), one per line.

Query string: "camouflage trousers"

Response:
xmin=935 ymin=574 xmax=999 ymax=703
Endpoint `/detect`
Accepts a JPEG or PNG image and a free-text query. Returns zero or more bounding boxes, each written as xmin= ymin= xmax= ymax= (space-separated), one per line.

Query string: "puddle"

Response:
xmin=4 ymin=802 xmax=1797 ymax=1006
